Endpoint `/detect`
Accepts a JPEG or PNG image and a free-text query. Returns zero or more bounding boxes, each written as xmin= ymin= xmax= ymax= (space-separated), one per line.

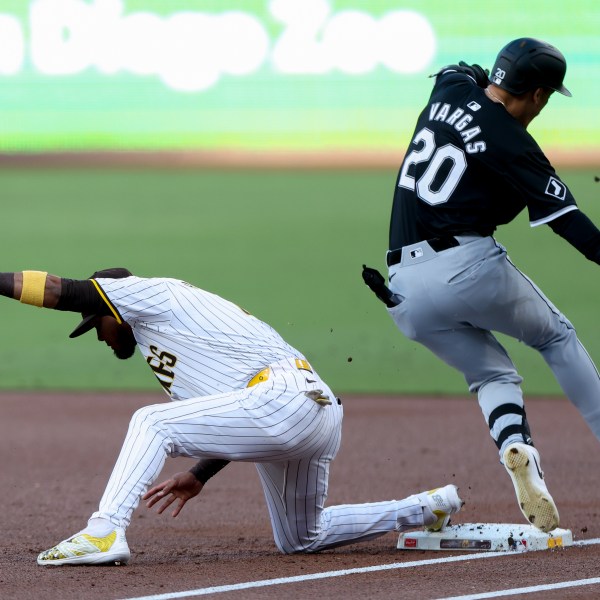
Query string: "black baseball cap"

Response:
xmin=69 ymin=268 xmax=133 ymax=339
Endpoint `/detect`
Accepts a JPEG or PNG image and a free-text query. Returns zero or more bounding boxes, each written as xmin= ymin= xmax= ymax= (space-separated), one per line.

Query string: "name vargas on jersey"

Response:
xmin=428 ymin=101 xmax=486 ymax=154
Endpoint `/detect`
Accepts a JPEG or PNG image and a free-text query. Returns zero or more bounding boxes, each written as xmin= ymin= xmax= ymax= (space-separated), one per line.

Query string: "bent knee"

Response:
xmin=129 ymin=404 xmax=167 ymax=432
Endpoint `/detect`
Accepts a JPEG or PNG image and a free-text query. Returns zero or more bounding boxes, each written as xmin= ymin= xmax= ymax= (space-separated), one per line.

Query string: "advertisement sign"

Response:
xmin=1 ymin=0 xmax=597 ymax=156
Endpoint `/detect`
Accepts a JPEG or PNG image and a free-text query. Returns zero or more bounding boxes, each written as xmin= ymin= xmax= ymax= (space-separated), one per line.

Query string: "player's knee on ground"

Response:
xmin=271 ymin=526 xmax=324 ymax=554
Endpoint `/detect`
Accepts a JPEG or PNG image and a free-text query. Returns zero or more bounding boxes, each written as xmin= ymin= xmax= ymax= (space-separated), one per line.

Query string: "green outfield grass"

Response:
xmin=2 ymin=167 xmax=599 ymax=395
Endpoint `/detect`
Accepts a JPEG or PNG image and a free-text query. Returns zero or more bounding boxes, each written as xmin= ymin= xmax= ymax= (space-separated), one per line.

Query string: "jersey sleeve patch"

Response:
xmin=545 ymin=176 xmax=567 ymax=201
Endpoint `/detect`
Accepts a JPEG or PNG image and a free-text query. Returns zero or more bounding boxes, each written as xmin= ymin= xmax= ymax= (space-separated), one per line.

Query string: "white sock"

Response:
xmin=81 ymin=517 xmax=116 ymax=538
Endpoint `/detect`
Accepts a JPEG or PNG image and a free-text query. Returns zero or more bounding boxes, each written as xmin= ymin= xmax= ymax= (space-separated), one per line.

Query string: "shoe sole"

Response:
xmin=37 ymin=549 xmax=130 ymax=566
xmin=504 ymin=446 xmax=559 ymax=533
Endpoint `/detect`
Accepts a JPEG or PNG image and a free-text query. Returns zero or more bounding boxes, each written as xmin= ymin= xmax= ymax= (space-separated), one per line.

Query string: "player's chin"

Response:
xmin=113 ymin=331 xmax=137 ymax=360
xmin=114 ymin=346 xmax=136 ymax=360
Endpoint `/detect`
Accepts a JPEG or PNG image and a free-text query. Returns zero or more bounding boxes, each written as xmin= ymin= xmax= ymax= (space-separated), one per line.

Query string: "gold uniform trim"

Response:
xmin=90 ymin=279 xmax=123 ymax=324
xmin=246 ymin=360 xmax=330 ymax=406
xmin=295 ymin=359 xmax=312 ymax=372
xmin=247 ymin=367 xmax=270 ymax=388
xmin=247 ymin=360 xmax=313 ymax=388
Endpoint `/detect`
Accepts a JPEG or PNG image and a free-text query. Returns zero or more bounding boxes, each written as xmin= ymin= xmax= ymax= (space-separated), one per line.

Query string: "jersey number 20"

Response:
xmin=398 ymin=128 xmax=466 ymax=205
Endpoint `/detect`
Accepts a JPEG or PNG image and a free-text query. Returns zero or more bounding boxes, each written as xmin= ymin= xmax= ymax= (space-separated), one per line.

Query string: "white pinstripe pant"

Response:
xmin=91 ymin=359 xmax=426 ymax=553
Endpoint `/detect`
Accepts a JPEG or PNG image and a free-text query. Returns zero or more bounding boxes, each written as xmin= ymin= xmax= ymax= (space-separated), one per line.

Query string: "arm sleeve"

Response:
xmin=189 ymin=459 xmax=230 ymax=485
xmin=548 ymin=209 xmax=600 ymax=265
xmin=54 ymin=278 xmax=114 ymax=314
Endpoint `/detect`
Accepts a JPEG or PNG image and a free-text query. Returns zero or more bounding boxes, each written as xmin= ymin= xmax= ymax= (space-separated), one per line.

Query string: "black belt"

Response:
xmin=387 ymin=236 xmax=460 ymax=267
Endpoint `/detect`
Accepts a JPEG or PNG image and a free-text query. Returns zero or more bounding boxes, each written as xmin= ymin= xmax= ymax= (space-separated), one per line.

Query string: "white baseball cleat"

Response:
xmin=37 ymin=527 xmax=130 ymax=566
xmin=503 ymin=442 xmax=559 ymax=533
xmin=418 ymin=484 xmax=464 ymax=532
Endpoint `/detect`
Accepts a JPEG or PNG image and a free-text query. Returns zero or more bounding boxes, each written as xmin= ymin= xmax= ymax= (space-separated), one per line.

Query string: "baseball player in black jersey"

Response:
xmin=365 ymin=38 xmax=600 ymax=533
xmin=0 ymin=268 xmax=463 ymax=565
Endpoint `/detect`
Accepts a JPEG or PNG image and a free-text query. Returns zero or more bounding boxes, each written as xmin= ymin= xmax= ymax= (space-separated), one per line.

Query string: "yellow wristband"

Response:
xmin=19 ymin=271 xmax=48 ymax=307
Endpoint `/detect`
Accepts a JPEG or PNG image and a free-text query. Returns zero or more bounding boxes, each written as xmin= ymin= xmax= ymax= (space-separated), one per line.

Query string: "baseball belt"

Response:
xmin=386 ymin=235 xmax=460 ymax=267
xmin=246 ymin=359 xmax=332 ymax=407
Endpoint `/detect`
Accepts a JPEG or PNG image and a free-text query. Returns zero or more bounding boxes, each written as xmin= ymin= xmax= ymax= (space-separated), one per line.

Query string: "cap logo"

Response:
xmin=492 ymin=67 xmax=506 ymax=85
xmin=545 ymin=176 xmax=566 ymax=200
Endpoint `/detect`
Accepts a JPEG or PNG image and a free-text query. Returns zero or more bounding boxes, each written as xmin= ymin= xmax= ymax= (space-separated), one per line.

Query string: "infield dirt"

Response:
xmin=1 ymin=392 xmax=599 ymax=599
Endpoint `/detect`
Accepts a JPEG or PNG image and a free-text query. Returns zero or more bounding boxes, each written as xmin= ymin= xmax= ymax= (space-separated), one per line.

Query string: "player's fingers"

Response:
xmin=156 ymin=494 xmax=177 ymax=515
xmin=144 ymin=480 xmax=175 ymax=505
xmin=142 ymin=479 xmax=175 ymax=502
xmin=145 ymin=493 xmax=162 ymax=509
xmin=171 ymin=498 xmax=187 ymax=518
xmin=143 ymin=485 xmax=165 ymax=501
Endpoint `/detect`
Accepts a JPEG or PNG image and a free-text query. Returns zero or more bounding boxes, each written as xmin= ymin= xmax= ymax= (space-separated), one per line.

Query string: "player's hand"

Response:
xmin=458 ymin=61 xmax=489 ymax=87
xmin=143 ymin=471 xmax=204 ymax=518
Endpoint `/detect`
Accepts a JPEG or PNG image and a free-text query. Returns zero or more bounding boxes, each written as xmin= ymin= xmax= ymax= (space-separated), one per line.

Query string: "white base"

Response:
xmin=398 ymin=523 xmax=573 ymax=552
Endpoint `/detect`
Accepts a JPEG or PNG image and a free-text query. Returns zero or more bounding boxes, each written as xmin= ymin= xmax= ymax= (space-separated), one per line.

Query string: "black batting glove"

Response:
xmin=458 ymin=61 xmax=490 ymax=87
xmin=361 ymin=265 xmax=401 ymax=308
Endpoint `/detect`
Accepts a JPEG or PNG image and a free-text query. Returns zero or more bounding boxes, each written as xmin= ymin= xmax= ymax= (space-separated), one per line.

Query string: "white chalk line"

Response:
xmin=436 ymin=577 xmax=600 ymax=600
xmin=118 ymin=537 xmax=600 ymax=600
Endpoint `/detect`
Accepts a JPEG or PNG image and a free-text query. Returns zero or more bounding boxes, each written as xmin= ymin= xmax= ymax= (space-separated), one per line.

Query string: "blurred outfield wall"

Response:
xmin=1 ymin=0 xmax=599 ymax=162
xmin=1 ymin=1 xmax=600 ymax=394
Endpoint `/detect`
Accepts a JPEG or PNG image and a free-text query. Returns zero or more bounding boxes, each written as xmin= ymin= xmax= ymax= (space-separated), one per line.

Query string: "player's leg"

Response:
xmin=396 ymin=326 xmax=553 ymax=536
xmin=398 ymin=323 xmax=531 ymax=452
xmin=39 ymin=364 xmax=346 ymax=564
xmin=386 ymin=239 xmax=532 ymax=453
xmin=426 ymin=238 xmax=600 ymax=441
xmin=395 ymin=324 xmax=559 ymax=531
xmin=386 ymin=237 xmax=562 ymax=530
xmin=93 ymin=381 xmax=330 ymax=527
xmin=467 ymin=257 xmax=599 ymax=531
xmin=479 ymin=257 xmax=600 ymax=440
xmin=255 ymin=425 xmax=463 ymax=553
xmin=38 ymin=389 xmax=249 ymax=566
xmin=389 ymin=235 xmax=600 ymax=445
xmin=90 ymin=390 xmax=251 ymax=529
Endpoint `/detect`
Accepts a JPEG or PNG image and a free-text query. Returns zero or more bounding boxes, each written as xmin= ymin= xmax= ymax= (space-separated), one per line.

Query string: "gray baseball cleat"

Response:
xmin=503 ymin=442 xmax=559 ymax=533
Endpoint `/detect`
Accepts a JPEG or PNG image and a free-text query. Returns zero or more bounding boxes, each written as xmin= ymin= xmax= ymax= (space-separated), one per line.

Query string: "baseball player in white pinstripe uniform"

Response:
xmin=0 ymin=268 xmax=463 ymax=565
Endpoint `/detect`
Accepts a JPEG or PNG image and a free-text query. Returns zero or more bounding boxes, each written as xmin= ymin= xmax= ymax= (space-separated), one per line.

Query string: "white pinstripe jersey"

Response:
xmin=95 ymin=276 xmax=305 ymax=400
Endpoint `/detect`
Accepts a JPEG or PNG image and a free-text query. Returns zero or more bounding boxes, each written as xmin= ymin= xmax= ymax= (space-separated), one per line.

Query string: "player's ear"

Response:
xmin=532 ymin=87 xmax=549 ymax=104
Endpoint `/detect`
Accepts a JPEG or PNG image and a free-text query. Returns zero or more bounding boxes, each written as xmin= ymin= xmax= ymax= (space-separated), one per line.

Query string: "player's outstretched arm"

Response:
xmin=0 ymin=272 xmax=62 ymax=307
xmin=0 ymin=271 xmax=113 ymax=316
